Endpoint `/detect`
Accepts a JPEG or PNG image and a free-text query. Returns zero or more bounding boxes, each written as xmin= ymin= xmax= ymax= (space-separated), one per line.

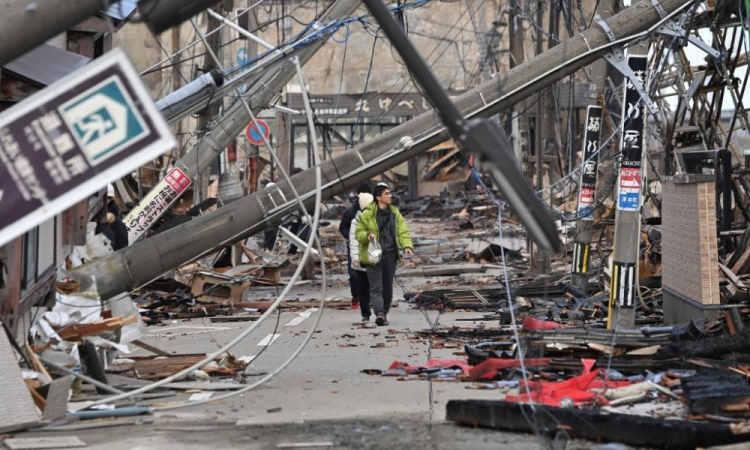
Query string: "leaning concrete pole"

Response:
xmin=0 ymin=0 xmax=124 ymax=65
xmin=124 ymin=0 xmax=362 ymax=240
xmin=570 ymin=0 xmax=618 ymax=290
xmin=74 ymin=0 xmax=687 ymax=299
xmin=607 ymin=0 xmax=652 ymax=329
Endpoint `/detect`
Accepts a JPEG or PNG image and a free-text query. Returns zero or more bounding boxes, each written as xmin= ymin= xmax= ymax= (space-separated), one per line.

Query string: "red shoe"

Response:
xmin=351 ymin=298 xmax=359 ymax=310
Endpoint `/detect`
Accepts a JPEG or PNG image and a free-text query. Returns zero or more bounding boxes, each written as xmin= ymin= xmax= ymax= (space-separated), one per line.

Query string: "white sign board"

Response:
xmin=124 ymin=167 xmax=191 ymax=242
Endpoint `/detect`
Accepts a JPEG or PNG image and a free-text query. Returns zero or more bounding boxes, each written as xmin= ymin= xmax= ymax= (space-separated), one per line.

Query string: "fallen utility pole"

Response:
xmin=74 ymin=0 xmax=690 ymax=300
xmin=124 ymin=0 xmax=361 ymax=242
xmin=0 ymin=0 xmax=123 ymax=66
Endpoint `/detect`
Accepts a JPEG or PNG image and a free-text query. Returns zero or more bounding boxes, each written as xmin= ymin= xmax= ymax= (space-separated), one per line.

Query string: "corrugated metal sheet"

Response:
xmin=103 ymin=0 xmax=139 ymax=21
xmin=0 ymin=329 xmax=40 ymax=433
xmin=3 ymin=44 xmax=89 ymax=87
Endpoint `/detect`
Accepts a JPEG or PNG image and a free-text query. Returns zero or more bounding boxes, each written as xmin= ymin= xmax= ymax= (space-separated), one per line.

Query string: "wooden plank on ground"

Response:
xmin=56 ymin=316 xmax=137 ymax=341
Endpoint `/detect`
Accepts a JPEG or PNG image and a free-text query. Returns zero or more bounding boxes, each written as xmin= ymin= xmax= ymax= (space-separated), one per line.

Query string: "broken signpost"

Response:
xmin=0 ymin=48 xmax=175 ymax=247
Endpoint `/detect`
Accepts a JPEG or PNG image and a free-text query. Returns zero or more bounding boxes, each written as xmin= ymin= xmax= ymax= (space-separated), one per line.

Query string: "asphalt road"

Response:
xmin=11 ymin=274 xmax=601 ymax=449
xmin=131 ymin=274 xmax=501 ymax=425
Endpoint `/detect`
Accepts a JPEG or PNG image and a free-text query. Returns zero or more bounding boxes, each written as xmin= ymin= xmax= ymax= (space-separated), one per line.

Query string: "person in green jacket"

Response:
xmin=355 ymin=184 xmax=414 ymax=326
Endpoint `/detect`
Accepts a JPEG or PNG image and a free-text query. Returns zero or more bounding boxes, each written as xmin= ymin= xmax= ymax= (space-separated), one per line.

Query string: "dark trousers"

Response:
xmin=365 ymin=251 xmax=398 ymax=316
xmin=263 ymin=225 xmax=278 ymax=251
xmin=356 ymin=270 xmax=371 ymax=318
xmin=347 ymin=247 xmax=357 ymax=299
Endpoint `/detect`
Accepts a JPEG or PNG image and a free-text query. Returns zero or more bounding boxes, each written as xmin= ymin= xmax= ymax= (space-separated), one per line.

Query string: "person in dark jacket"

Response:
xmin=263 ymin=182 xmax=280 ymax=251
xmin=339 ymin=182 xmax=373 ymax=310
xmin=96 ymin=184 xmax=129 ymax=251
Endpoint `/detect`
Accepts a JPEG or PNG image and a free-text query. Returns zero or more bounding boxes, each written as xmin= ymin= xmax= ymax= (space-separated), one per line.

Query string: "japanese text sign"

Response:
xmin=0 ymin=49 xmax=175 ymax=247
xmin=124 ymin=167 xmax=191 ymax=243
xmin=576 ymin=106 xmax=603 ymax=220
xmin=616 ymin=55 xmax=647 ymax=211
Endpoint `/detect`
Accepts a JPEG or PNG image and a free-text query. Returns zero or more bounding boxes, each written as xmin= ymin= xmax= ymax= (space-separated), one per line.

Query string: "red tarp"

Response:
xmin=505 ymin=359 xmax=631 ymax=406
xmin=522 ymin=317 xmax=562 ymax=330
xmin=468 ymin=358 xmax=551 ymax=381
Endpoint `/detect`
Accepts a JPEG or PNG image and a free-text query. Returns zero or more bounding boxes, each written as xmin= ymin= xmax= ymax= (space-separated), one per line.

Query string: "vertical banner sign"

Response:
xmin=0 ymin=49 xmax=175 ymax=248
xmin=573 ymin=106 xmax=602 ymax=275
xmin=616 ymin=55 xmax=648 ymax=212
xmin=610 ymin=55 xmax=648 ymax=311
xmin=124 ymin=167 xmax=191 ymax=243
xmin=576 ymin=106 xmax=603 ymax=220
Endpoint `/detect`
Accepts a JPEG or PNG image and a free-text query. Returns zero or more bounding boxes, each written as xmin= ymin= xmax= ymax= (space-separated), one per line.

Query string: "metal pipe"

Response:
xmin=67 ymin=407 xmax=152 ymax=420
xmin=206 ymin=8 xmax=282 ymax=54
xmin=39 ymin=357 xmax=125 ymax=395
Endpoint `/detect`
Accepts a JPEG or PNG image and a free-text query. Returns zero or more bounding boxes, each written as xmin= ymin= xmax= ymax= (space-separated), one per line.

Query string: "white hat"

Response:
xmin=359 ymin=192 xmax=374 ymax=210
xmin=376 ymin=182 xmax=389 ymax=188
xmin=107 ymin=184 xmax=115 ymax=198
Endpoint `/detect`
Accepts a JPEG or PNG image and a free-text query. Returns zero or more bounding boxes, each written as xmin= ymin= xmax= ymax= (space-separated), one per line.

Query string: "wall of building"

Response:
xmin=115 ymin=0 xmax=506 ymax=97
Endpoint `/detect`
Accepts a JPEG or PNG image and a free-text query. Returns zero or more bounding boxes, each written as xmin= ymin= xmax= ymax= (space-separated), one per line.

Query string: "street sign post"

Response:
xmin=616 ymin=55 xmax=648 ymax=212
xmin=245 ymin=120 xmax=270 ymax=145
xmin=608 ymin=54 xmax=649 ymax=329
xmin=572 ymin=106 xmax=603 ymax=276
xmin=576 ymin=106 xmax=603 ymax=220
xmin=0 ymin=48 xmax=176 ymax=248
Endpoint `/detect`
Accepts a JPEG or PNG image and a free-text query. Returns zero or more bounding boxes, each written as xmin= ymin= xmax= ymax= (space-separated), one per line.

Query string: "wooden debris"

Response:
xmin=107 ymin=354 xmax=247 ymax=380
xmin=25 ymin=380 xmax=46 ymax=410
xmin=25 ymin=343 xmax=51 ymax=382
xmin=682 ymin=370 xmax=750 ymax=415
xmin=447 ymin=400 xmax=750 ymax=449
xmin=131 ymin=339 xmax=172 ymax=357
xmin=56 ymin=316 xmax=137 ymax=341
xmin=55 ymin=281 xmax=81 ymax=295
xmin=209 ymin=315 xmax=259 ymax=322
xmin=396 ymin=264 xmax=492 ymax=278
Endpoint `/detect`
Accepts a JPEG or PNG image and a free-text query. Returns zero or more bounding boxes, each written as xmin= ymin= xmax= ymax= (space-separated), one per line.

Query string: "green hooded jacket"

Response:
xmin=355 ymin=203 xmax=413 ymax=265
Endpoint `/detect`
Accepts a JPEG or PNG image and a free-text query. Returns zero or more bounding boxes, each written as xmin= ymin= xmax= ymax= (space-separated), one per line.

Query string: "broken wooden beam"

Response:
xmin=56 ymin=316 xmax=137 ymax=341
xmin=396 ymin=264 xmax=491 ymax=278
xmin=132 ymin=339 xmax=172 ymax=357
xmin=681 ymin=369 xmax=750 ymax=415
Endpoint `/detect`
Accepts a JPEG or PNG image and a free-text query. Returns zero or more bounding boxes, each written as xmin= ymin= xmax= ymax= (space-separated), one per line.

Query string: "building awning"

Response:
xmin=2 ymin=44 xmax=90 ymax=87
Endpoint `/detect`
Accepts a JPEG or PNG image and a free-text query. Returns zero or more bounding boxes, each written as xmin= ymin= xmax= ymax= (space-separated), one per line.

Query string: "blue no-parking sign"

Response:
xmin=246 ymin=120 xmax=270 ymax=145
